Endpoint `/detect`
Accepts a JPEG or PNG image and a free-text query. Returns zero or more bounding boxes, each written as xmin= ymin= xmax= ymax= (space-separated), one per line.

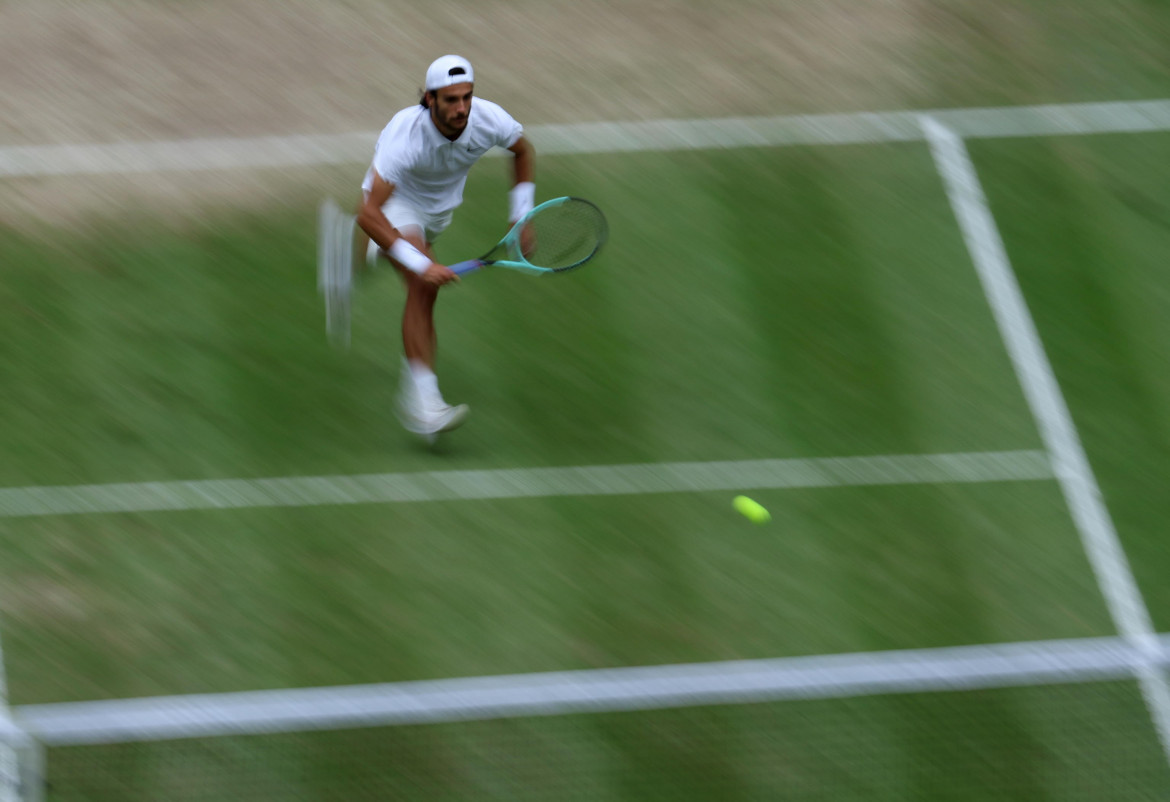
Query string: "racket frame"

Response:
xmin=450 ymin=196 xmax=606 ymax=276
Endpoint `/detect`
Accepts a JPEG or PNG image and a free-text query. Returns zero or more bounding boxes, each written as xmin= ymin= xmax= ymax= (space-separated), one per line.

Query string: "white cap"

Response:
xmin=425 ymin=55 xmax=474 ymax=91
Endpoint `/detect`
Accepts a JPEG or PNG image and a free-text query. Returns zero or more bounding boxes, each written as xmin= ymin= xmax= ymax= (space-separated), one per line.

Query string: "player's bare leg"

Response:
xmin=391 ymin=231 xmax=469 ymax=438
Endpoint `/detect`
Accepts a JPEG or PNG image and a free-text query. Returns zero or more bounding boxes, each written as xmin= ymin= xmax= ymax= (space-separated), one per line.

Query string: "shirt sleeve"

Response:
xmin=371 ymin=140 xmax=409 ymax=185
xmin=479 ymin=100 xmax=524 ymax=148
xmin=367 ymin=113 xmax=415 ymax=187
xmin=499 ymin=113 xmax=523 ymax=148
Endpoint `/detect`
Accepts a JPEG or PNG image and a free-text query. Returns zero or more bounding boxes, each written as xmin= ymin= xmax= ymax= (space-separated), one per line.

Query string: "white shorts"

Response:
xmin=383 ymin=196 xmax=453 ymax=243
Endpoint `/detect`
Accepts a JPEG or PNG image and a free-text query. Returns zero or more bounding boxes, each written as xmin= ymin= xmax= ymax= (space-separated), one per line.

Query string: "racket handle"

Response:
xmin=450 ymin=259 xmax=485 ymax=275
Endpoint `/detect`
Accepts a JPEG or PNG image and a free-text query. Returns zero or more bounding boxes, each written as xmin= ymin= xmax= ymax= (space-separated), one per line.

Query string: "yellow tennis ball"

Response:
xmin=733 ymin=495 xmax=771 ymax=524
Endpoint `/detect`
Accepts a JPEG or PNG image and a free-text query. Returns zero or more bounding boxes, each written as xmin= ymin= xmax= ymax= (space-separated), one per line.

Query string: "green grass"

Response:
xmin=0 ymin=481 xmax=1111 ymax=704
xmin=2 ymin=132 xmax=1170 ymax=798
xmin=0 ymin=145 xmax=1038 ymax=486
xmin=970 ymin=133 xmax=1170 ymax=630
xmin=43 ymin=683 xmax=1170 ymax=801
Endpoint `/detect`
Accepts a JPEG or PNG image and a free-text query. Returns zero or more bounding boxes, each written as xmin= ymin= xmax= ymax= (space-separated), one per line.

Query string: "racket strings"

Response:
xmin=525 ymin=200 xmax=607 ymax=271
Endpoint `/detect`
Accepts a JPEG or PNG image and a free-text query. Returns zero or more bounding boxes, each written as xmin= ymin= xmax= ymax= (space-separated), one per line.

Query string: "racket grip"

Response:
xmin=450 ymin=260 xmax=485 ymax=275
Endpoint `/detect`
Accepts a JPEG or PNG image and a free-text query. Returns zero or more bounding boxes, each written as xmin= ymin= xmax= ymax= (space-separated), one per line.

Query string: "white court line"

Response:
xmin=1 ymin=99 xmax=1169 ymax=178
xmin=922 ymin=117 xmax=1170 ymax=763
xmin=0 ymin=450 xmax=1053 ymax=519
xmin=0 ymin=509 xmax=36 ymax=801
xmin=14 ymin=634 xmax=1170 ymax=746
xmin=0 ymin=641 xmax=38 ymax=802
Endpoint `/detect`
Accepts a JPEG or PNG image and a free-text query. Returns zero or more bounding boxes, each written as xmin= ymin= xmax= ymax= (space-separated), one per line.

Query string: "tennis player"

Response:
xmin=357 ymin=55 xmax=536 ymax=438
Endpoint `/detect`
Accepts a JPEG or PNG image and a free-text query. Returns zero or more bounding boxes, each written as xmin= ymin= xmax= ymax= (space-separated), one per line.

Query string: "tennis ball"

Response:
xmin=733 ymin=495 xmax=771 ymax=524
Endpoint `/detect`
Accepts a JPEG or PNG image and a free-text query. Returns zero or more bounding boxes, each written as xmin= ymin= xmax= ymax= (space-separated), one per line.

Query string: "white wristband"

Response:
xmin=389 ymin=238 xmax=432 ymax=275
xmin=509 ymin=181 xmax=535 ymax=223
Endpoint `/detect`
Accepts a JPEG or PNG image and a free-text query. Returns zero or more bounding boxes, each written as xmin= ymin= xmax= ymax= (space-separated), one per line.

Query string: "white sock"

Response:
xmin=407 ymin=359 xmax=442 ymax=407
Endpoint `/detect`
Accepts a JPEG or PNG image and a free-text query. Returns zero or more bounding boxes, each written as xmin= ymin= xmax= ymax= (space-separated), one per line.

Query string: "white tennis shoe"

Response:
xmin=424 ymin=402 xmax=470 ymax=434
xmin=397 ymin=388 xmax=469 ymax=438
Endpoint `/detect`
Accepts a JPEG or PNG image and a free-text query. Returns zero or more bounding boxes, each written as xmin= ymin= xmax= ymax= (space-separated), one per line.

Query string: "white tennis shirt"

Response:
xmin=362 ymin=99 xmax=524 ymax=216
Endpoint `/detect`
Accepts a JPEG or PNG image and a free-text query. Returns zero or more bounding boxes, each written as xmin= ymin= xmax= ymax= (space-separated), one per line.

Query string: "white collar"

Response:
xmin=423 ymin=105 xmax=471 ymax=146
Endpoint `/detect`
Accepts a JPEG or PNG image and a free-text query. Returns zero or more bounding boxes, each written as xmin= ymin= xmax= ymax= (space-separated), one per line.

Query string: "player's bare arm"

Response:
xmin=357 ymin=173 xmax=458 ymax=287
xmin=355 ymin=172 xmax=399 ymax=250
xmin=508 ymin=135 xmax=535 ymax=188
xmin=507 ymin=135 xmax=536 ymax=253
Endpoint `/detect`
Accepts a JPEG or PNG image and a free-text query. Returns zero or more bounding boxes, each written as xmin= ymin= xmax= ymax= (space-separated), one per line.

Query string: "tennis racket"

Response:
xmin=317 ymin=197 xmax=356 ymax=348
xmin=450 ymin=196 xmax=607 ymax=276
